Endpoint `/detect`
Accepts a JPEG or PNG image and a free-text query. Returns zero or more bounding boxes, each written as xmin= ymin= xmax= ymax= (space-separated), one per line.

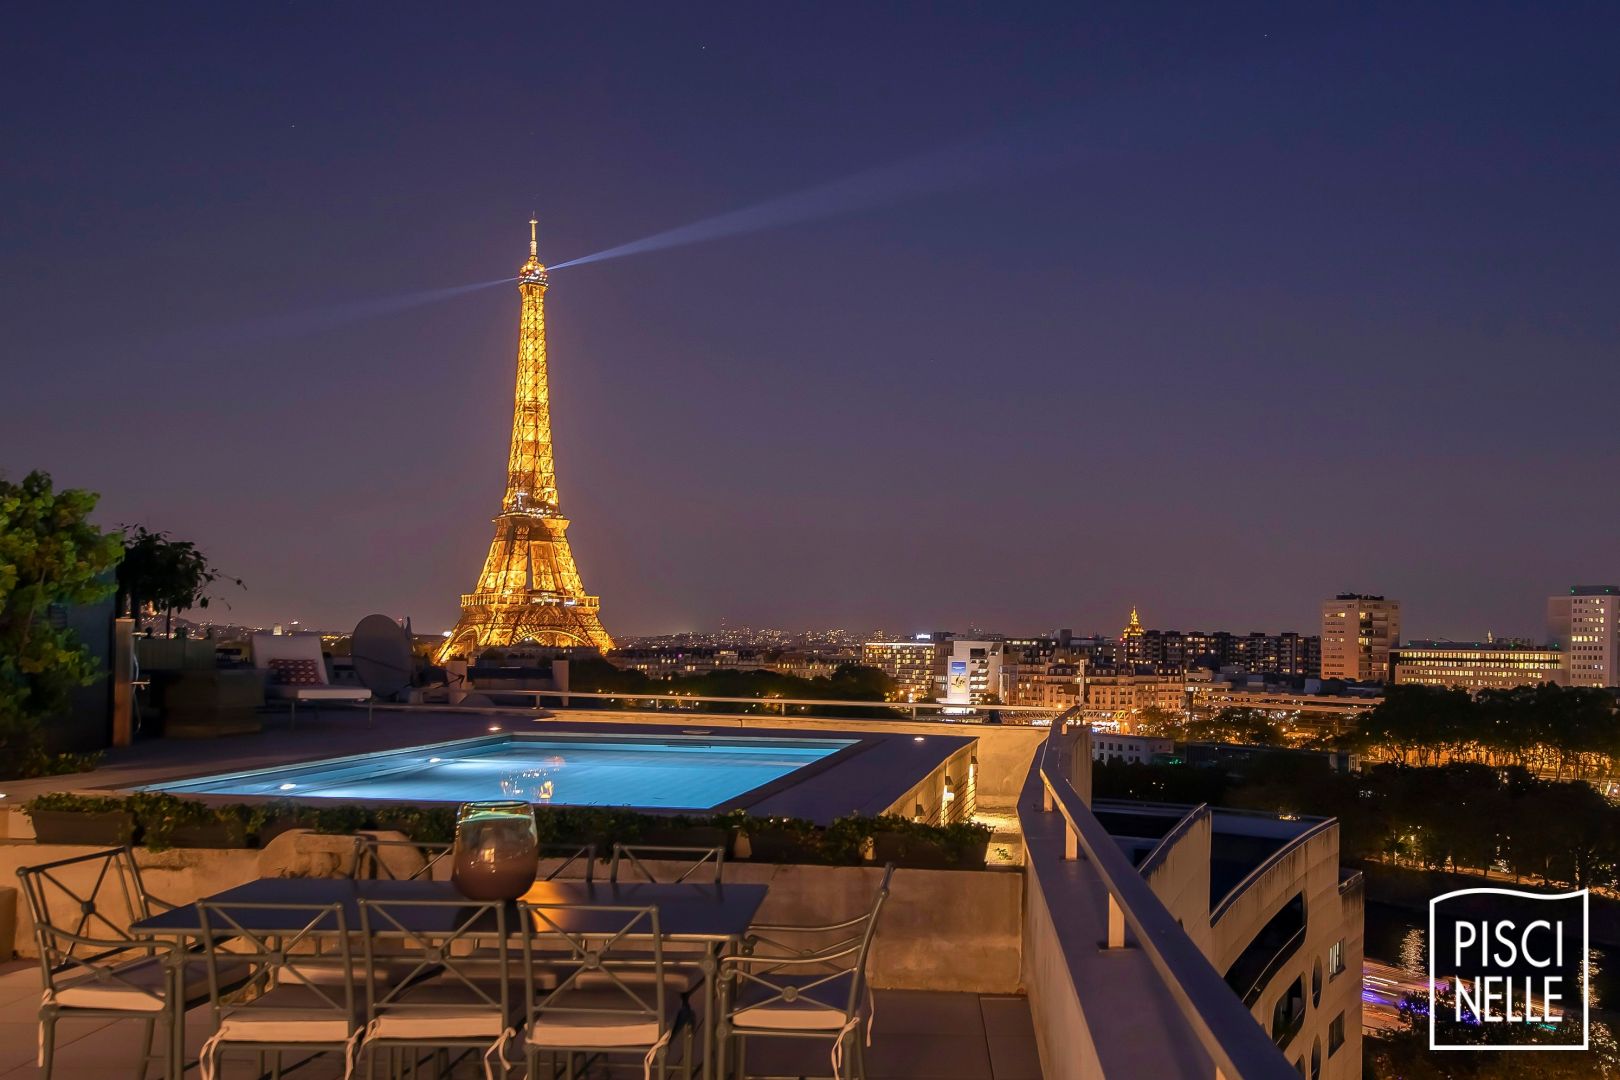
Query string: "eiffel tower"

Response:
xmin=438 ymin=219 xmax=614 ymax=660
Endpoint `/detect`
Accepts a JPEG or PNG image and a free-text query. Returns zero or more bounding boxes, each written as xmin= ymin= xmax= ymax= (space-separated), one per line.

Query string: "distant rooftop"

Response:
xmin=1401 ymin=639 xmax=1561 ymax=652
xmin=1568 ymin=585 xmax=1620 ymax=595
xmin=1092 ymin=800 xmax=1322 ymax=906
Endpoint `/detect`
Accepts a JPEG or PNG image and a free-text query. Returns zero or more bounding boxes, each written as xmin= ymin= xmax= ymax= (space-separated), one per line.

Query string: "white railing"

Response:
xmin=1034 ymin=721 xmax=1298 ymax=1080
xmin=491 ymin=687 xmax=1066 ymax=724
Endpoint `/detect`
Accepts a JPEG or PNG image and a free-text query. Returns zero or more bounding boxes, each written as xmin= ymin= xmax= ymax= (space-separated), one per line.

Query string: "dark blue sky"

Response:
xmin=5 ymin=4 xmax=1618 ymax=640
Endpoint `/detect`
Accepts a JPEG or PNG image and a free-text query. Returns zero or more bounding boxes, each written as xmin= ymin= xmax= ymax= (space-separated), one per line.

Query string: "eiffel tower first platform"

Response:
xmin=437 ymin=220 xmax=614 ymax=661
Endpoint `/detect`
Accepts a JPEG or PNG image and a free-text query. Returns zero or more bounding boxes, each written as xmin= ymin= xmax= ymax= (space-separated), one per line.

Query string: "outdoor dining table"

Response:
xmin=130 ymin=876 xmax=771 ymax=1080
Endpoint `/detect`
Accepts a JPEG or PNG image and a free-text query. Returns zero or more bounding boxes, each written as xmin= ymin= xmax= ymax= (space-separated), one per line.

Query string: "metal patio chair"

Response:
xmin=358 ymin=838 xmax=596 ymax=883
xmin=519 ymin=902 xmax=689 ymax=1080
xmin=609 ymin=844 xmax=724 ymax=885
xmin=539 ymin=842 xmax=598 ymax=883
xmin=358 ymin=897 xmax=518 ymax=1080
xmin=717 ymin=865 xmax=895 ymax=1080
xmin=356 ymin=838 xmax=454 ymax=882
xmin=196 ymin=901 xmax=362 ymax=1080
xmin=18 ymin=845 xmax=248 ymax=1080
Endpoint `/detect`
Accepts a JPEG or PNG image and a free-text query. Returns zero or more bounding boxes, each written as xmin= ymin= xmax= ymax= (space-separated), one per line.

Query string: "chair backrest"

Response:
xmin=250 ymin=632 xmax=331 ymax=686
xmin=609 ymin=843 xmax=723 ymax=885
xmin=540 ymin=842 xmax=596 ymax=883
xmin=17 ymin=846 xmax=158 ymax=992
xmin=847 ymin=864 xmax=896 ymax=1012
xmin=197 ymin=901 xmax=354 ymax=1024
xmin=520 ymin=903 xmax=667 ymax=1039
xmin=358 ymin=898 xmax=510 ymax=1023
xmin=738 ymin=864 xmax=895 ymax=1021
xmin=358 ymin=837 xmax=453 ymax=881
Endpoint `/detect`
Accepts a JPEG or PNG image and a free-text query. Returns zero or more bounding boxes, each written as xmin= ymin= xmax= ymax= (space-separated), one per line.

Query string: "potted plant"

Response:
xmin=27 ymin=794 xmax=139 ymax=846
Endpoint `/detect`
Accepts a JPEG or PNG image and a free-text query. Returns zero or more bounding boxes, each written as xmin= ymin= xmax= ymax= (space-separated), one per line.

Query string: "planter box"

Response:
xmin=740 ymin=827 xmax=822 ymax=864
xmin=167 ymin=820 xmax=250 ymax=849
xmin=872 ymin=833 xmax=988 ymax=870
xmin=28 ymin=810 xmax=138 ymax=847
xmin=639 ymin=825 xmax=728 ymax=849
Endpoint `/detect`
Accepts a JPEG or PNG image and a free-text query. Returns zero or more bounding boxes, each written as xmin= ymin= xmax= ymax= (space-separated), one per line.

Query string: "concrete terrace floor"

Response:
xmin=0 ymin=962 xmax=1043 ymax=1079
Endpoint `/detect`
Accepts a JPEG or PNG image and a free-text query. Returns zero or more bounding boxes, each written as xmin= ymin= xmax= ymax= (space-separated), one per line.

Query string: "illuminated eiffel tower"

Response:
xmin=438 ymin=219 xmax=613 ymax=660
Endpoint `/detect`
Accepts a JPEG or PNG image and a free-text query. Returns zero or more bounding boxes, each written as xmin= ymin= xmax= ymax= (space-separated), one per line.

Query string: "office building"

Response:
xmin=1548 ymin=585 xmax=1620 ymax=688
xmin=1319 ymin=594 xmax=1400 ymax=682
xmin=860 ymin=637 xmax=941 ymax=701
xmin=1392 ymin=639 xmax=1565 ymax=690
xmin=945 ymin=639 xmax=1004 ymax=705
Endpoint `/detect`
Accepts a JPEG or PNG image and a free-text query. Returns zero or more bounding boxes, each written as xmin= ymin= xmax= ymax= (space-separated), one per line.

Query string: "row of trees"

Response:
xmin=1138 ymin=705 xmax=1289 ymax=746
xmin=1346 ymin=683 xmax=1620 ymax=779
xmin=567 ymin=657 xmax=901 ymax=717
xmin=1094 ymin=754 xmax=1620 ymax=890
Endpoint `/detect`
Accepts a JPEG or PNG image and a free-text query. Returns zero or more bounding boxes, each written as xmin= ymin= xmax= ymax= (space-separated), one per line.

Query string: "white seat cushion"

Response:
xmin=216 ymin=986 xmax=358 ymax=1043
xmin=367 ymin=983 xmax=508 ymax=1039
xmin=574 ymin=967 xmax=698 ymax=994
xmin=527 ymin=990 xmax=669 ymax=1048
xmin=732 ymin=973 xmax=855 ymax=1031
xmin=266 ymin=686 xmax=372 ymax=702
xmin=282 ymin=956 xmax=434 ymax=987
xmin=54 ymin=956 xmax=250 ymax=1013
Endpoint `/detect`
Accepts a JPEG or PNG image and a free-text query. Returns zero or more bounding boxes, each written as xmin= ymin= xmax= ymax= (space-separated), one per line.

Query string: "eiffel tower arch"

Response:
xmin=437 ymin=220 xmax=613 ymax=662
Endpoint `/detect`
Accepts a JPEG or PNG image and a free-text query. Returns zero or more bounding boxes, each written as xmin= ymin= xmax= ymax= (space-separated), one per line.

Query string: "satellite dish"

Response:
xmin=351 ymin=614 xmax=415 ymax=698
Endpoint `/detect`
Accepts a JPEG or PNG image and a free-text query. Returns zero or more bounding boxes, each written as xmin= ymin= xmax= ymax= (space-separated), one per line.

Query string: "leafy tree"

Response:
xmin=0 ymin=472 xmax=122 ymax=776
xmin=1184 ymin=706 xmax=1283 ymax=746
xmin=115 ymin=525 xmax=242 ymax=635
xmin=1134 ymin=705 xmax=1184 ymax=737
xmin=1368 ymin=989 xmax=1619 ymax=1078
xmin=565 ymin=658 xmax=901 ymax=718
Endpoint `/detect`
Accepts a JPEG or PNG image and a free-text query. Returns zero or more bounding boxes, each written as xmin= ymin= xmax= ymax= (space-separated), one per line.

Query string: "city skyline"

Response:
xmin=6 ymin=7 xmax=1620 ymax=639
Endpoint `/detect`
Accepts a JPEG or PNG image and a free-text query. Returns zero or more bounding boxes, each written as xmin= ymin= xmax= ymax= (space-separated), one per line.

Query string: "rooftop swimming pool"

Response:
xmin=143 ymin=733 xmax=857 ymax=809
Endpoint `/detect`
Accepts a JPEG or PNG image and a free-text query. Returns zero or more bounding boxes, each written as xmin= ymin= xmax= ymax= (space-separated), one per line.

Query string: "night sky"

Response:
xmin=5 ymin=4 xmax=1619 ymax=640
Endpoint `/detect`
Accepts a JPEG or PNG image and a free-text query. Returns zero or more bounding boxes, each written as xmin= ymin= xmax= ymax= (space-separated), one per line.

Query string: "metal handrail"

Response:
xmin=503 ymin=687 xmax=1066 ymax=721
xmin=1035 ymin=730 xmax=1298 ymax=1080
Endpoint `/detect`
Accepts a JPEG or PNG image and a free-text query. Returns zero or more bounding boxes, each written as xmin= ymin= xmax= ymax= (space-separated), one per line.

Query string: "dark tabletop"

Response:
xmin=131 ymin=878 xmax=769 ymax=941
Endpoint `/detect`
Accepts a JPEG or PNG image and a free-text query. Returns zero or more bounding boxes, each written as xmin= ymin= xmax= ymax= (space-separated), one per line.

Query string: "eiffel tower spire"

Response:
xmin=438 ymin=219 xmax=613 ymax=660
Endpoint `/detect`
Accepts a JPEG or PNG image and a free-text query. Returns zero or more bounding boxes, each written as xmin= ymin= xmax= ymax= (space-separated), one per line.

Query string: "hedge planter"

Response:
xmin=740 ymin=824 xmax=823 ymax=864
xmin=29 ymin=810 xmax=139 ymax=847
xmin=872 ymin=832 xmax=989 ymax=870
xmin=640 ymin=824 xmax=729 ymax=849
xmin=167 ymin=820 xmax=250 ymax=849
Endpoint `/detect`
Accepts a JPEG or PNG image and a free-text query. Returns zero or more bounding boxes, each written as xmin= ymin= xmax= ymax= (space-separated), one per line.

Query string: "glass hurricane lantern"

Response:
xmin=451 ymin=800 xmax=540 ymax=900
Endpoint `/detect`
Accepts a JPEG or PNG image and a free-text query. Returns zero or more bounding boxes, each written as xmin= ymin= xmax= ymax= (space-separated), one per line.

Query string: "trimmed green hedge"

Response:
xmin=26 ymin=792 xmax=993 ymax=869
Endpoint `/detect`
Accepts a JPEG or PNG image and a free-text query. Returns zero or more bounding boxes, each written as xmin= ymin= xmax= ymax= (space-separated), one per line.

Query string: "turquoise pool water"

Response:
xmin=144 ymin=734 xmax=855 ymax=808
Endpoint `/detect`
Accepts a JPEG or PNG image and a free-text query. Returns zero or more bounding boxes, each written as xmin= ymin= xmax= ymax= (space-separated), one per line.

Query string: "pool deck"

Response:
xmin=0 ymin=707 xmax=974 ymax=826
